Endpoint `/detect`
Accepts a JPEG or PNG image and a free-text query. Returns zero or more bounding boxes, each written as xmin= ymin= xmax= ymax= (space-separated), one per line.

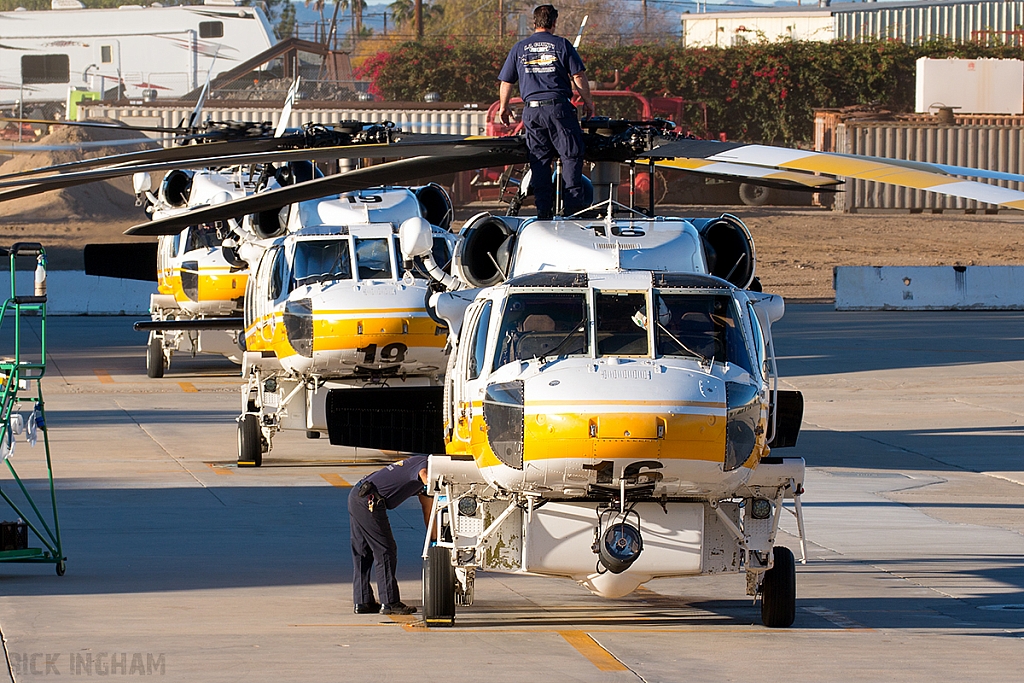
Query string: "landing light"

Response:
xmin=751 ymin=497 xmax=772 ymax=520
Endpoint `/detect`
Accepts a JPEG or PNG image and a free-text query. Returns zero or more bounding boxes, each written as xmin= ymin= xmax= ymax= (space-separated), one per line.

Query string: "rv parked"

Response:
xmin=0 ymin=0 xmax=275 ymax=109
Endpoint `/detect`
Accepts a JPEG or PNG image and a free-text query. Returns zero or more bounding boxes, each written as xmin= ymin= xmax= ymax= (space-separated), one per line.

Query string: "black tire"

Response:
xmin=306 ymin=430 xmax=321 ymax=439
xmin=422 ymin=545 xmax=456 ymax=627
xmin=761 ymin=545 xmax=796 ymax=628
xmin=146 ymin=335 xmax=165 ymax=379
xmin=56 ymin=560 xmax=66 ymax=577
xmin=237 ymin=414 xmax=263 ymax=467
xmin=739 ymin=183 xmax=771 ymax=207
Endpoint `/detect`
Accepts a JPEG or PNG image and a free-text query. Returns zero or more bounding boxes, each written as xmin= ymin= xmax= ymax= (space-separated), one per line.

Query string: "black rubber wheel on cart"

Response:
xmin=761 ymin=545 xmax=796 ymax=628
xmin=422 ymin=545 xmax=456 ymax=627
xmin=306 ymin=430 xmax=321 ymax=439
xmin=146 ymin=335 xmax=165 ymax=379
xmin=237 ymin=414 xmax=263 ymax=468
xmin=56 ymin=560 xmax=66 ymax=576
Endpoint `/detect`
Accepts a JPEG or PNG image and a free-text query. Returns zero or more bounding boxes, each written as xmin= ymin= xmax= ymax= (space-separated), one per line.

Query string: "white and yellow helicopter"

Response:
xmin=8 ymin=114 xmax=1024 ymax=620
xmin=229 ymin=180 xmax=458 ymax=467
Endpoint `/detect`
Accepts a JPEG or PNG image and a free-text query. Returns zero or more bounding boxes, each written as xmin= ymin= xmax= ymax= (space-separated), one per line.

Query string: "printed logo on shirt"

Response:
xmin=524 ymin=42 xmax=555 ymax=53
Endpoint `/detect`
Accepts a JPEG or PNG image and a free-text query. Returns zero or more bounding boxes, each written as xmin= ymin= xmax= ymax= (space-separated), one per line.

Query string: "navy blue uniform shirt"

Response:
xmin=364 ymin=455 xmax=428 ymax=509
xmin=498 ymin=32 xmax=585 ymax=102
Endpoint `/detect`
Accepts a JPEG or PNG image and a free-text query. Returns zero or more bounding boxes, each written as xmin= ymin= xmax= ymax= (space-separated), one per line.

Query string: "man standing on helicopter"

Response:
xmin=497 ymin=5 xmax=595 ymax=219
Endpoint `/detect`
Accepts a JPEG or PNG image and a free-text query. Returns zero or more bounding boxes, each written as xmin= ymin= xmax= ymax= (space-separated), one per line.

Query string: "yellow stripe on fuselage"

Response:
xmin=244 ymin=311 xmax=445 ymax=359
xmin=453 ymin=405 xmax=726 ymax=470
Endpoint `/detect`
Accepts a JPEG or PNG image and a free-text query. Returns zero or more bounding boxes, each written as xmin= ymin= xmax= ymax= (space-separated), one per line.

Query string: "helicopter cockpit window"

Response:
xmin=354 ymin=238 xmax=393 ymax=280
xmin=269 ymin=247 xmax=289 ymax=301
xmin=184 ymin=224 xmax=224 ymax=252
xmin=291 ymin=239 xmax=352 ymax=287
xmin=467 ymin=301 xmax=492 ymax=380
xmin=596 ymin=292 xmax=650 ymax=357
xmin=655 ymin=293 xmax=753 ymax=373
xmin=493 ymin=292 xmax=588 ymax=370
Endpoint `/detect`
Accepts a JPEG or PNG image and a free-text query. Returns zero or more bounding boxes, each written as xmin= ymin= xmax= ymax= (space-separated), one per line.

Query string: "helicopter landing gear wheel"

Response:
xmin=761 ymin=546 xmax=796 ymax=628
xmin=56 ymin=560 xmax=66 ymax=576
xmin=739 ymin=183 xmax=771 ymax=207
xmin=237 ymin=413 xmax=263 ymax=468
xmin=422 ymin=545 xmax=456 ymax=627
xmin=146 ymin=334 xmax=165 ymax=379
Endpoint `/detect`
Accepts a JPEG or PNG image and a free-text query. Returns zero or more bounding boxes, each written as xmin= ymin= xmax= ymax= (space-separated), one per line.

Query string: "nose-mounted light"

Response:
xmin=751 ymin=497 xmax=772 ymax=520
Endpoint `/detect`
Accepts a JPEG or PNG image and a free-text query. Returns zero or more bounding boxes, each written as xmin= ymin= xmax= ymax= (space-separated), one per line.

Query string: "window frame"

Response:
xmin=21 ymin=54 xmax=70 ymax=84
xmin=199 ymin=21 xmax=224 ymax=39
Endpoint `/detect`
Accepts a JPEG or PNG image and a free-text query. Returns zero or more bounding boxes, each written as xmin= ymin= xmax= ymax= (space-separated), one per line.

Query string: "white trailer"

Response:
xmin=0 ymin=0 xmax=275 ymax=107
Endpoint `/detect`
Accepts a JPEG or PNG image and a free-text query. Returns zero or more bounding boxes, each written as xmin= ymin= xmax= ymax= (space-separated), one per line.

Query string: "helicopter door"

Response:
xmin=452 ymin=300 xmax=492 ymax=444
xmin=252 ymin=246 xmax=282 ymax=344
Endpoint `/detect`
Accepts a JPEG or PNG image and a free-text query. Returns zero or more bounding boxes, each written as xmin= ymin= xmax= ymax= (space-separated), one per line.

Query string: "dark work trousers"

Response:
xmin=348 ymin=486 xmax=401 ymax=606
xmin=522 ymin=100 xmax=586 ymax=216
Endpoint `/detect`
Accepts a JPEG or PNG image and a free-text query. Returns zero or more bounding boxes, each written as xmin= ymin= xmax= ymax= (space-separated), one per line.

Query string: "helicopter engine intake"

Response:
xmin=452 ymin=214 xmax=522 ymax=288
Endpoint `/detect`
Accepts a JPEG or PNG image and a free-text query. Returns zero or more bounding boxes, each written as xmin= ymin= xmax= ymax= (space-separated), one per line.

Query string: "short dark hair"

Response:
xmin=534 ymin=5 xmax=558 ymax=29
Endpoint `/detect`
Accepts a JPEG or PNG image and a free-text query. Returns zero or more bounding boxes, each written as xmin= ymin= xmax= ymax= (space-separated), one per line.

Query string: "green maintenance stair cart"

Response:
xmin=0 ymin=243 xmax=64 ymax=576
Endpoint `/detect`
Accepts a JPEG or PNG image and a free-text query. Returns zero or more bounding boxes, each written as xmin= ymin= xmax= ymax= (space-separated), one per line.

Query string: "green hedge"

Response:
xmin=357 ymin=40 xmax=1024 ymax=145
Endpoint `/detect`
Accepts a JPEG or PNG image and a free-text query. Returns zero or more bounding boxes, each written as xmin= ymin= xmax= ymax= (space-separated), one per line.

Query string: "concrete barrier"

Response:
xmin=12 ymin=271 xmax=151 ymax=315
xmin=835 ymin=266 xmax=1024 ymax=311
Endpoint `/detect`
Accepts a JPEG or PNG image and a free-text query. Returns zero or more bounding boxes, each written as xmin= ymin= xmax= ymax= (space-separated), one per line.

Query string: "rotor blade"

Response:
xmin=275 ymin=77 xmax=301 ymax=138
xmin=655 ymin=159 xmax=842 ymax=189
xmin=0 ymin=116 xmax=183 ymax=135
xmin=126 ymin=150 xmax=527 ymax=236
xmin=0 ymin=137 xmax=177 ymax=154
xmin=84 ymin=243 xmax=158 ymax=281
xmin=643 ymin=139 xmax=1024 ymax=211
xmin=134 ymin=318 xmax=244 ymax=332
xmin=0 ymin=134 xmax=303 ymax=182
xmin=573 ymin=15 xmax=589 ymax=49
xmin=188 ymin=75 xmax=211 ymax=130
xmin=0 ymin=137 xmax=524 ymax=203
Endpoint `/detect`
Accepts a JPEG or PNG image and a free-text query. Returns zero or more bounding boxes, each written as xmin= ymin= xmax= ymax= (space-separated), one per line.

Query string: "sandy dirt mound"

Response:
xmin=0 ymin=122 xmax=157 ymax=222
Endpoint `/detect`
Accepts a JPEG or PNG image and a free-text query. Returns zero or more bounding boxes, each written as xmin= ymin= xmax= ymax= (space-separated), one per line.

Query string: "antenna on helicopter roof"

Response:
xmin=573 ymin=15 xmax=588 ymax=49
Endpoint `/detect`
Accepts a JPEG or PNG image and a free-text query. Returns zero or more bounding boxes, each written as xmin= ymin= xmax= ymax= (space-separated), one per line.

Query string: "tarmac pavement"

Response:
xmin=0 ymin=306 xmax=1020 ymax=682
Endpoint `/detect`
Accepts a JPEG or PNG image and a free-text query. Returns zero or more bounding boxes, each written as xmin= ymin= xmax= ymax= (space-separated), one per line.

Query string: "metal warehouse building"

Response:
xmin=682 ymin=0 xmax=1024 ymax=47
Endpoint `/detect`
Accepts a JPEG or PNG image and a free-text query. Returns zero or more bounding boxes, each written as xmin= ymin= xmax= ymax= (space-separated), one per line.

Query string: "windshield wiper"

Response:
xmin=540 ymin=317 xmax=587 ymax=363
xmin=657 ymin=320 xmax=712 ymax=369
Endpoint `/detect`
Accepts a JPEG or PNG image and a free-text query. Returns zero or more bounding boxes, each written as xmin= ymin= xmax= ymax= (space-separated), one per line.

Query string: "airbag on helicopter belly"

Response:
xmin=326 ymin=386 xmax=445 ymax=453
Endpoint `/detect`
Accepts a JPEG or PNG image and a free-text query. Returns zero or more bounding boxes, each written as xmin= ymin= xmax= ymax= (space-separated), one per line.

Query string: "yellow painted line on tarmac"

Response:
xmin=320 ymin=473 xmax=352 ymax=488
xmin=94 ymin=369 xmax=114 ymax=384
xmin=178 ymin=382 xmax=199 ymax=393
xmin=206 ymin=463 xmax=233 ymax=476
xmin=388 ymin=614 xmax=419 ymax=626
xmin=558 ymin=631 xmax=628 ymax=671
xmin=291 ymin=624 xmax=867 ymax=633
